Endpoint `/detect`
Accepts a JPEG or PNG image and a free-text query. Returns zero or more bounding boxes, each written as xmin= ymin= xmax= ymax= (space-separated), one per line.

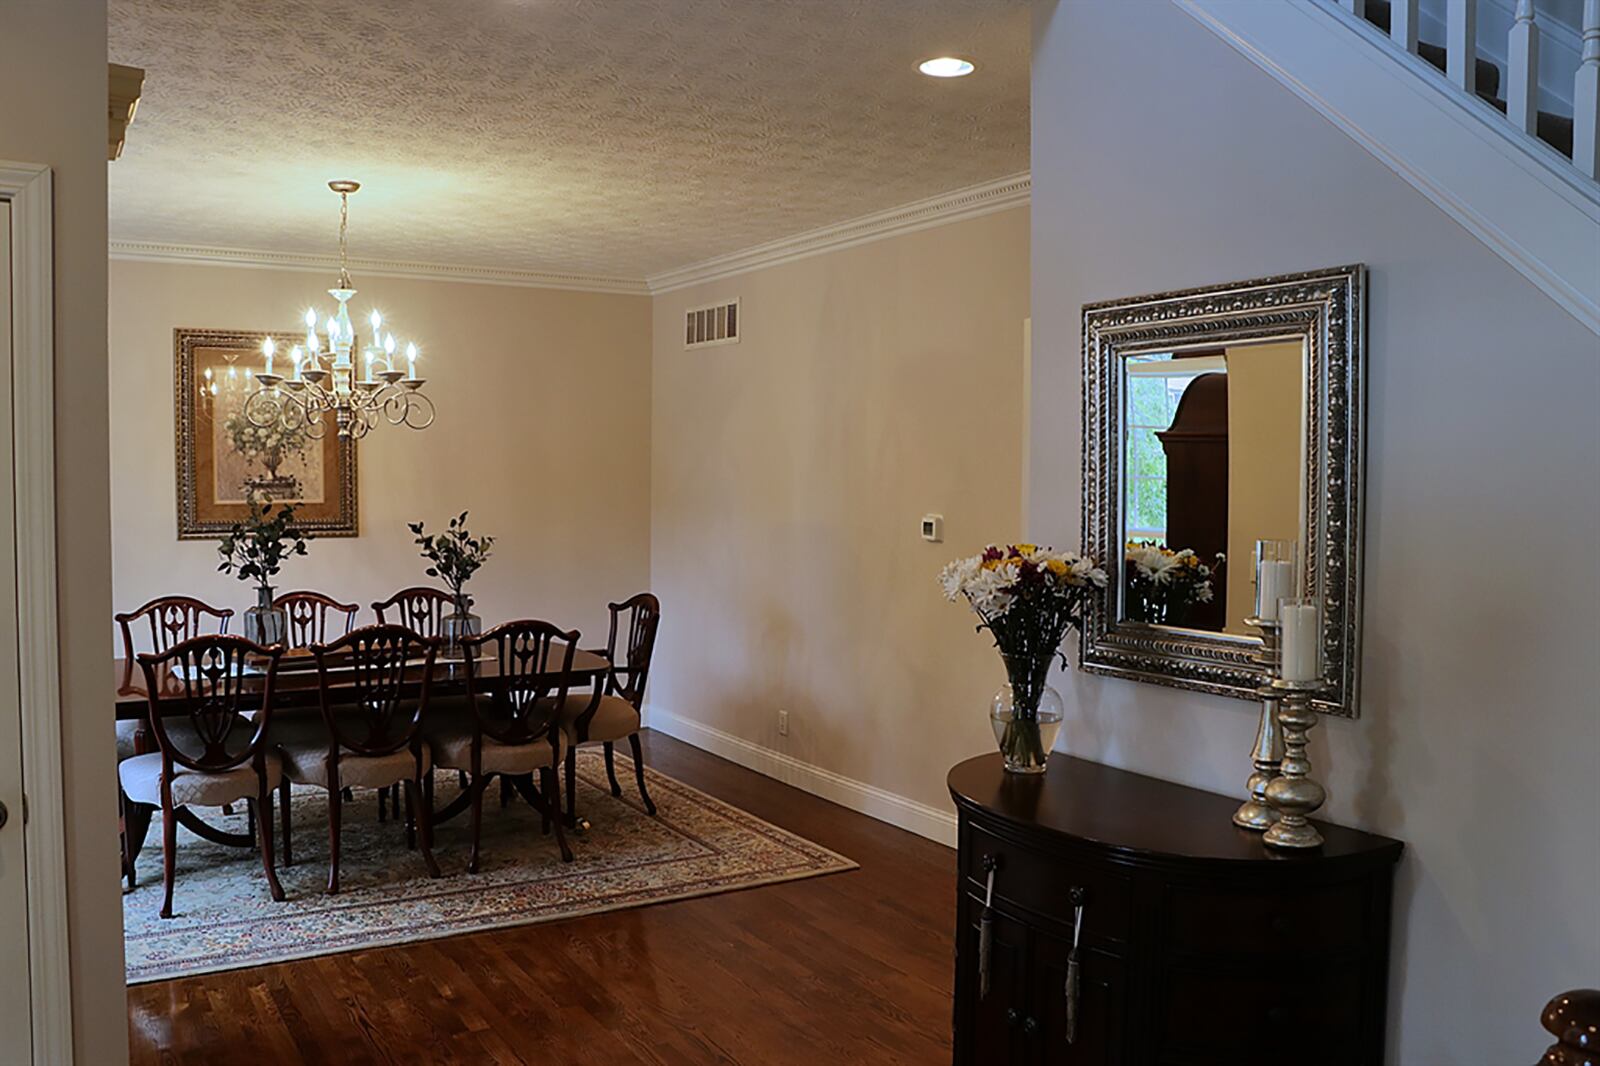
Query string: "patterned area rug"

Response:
xmin=123 ymin=749 xmax=855 ymax=984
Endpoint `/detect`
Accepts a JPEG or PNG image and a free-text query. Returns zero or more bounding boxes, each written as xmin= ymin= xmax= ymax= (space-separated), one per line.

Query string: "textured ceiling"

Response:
xmin=109 ymin=0 xmax=1030 ymax=281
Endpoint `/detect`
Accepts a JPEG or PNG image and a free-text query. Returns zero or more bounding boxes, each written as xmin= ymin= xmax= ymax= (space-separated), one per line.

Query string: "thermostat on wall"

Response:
xmin=921 ymin=514 xmax=944 ymax=542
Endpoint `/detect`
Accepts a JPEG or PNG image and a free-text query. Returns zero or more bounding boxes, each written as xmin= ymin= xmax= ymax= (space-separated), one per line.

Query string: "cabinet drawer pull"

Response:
xmin=1065 ymin=885 xmax=1086 ymax=1044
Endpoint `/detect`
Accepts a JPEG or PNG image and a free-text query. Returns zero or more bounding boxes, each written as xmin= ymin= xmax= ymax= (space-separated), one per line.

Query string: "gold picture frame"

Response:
xmin=174 ymin=327 xmax=358 ymax=538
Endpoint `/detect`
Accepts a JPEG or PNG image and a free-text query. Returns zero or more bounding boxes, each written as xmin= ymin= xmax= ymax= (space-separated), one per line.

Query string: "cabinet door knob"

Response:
xmin=1021 ymin=1016 xmax=1039 ymax=1036
xmin=1006 ymin=1007 xmax=1021 ymax=1027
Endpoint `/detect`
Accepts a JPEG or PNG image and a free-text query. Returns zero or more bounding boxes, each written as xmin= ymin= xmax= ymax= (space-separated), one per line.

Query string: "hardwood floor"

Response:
xmin=126 ymin=730 xmax=957 ymax=1065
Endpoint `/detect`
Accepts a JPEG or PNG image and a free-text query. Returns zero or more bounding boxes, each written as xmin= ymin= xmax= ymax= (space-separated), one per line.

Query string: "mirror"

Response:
xmin=1119 ymin=340 xmax=1305 ymax=636
xmin=1080 ymin=266 xmax=1366 ymax=717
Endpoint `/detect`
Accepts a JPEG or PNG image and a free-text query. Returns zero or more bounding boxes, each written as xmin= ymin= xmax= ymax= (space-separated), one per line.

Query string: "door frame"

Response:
xmin=0 ymin=160 xmax=74 ymax=1066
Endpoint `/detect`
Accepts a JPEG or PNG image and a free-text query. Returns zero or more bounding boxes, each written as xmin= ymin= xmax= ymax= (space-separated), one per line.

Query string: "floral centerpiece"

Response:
xmin=1124 ymin=540 xmax=1222 ymax=627
xmin=408 ymin=511 xmax=494 ymax=657
xmin=940 ymin=544 xmax=1107 ymax=773
xmin=217 ymin=493 xmax=310 ymax=646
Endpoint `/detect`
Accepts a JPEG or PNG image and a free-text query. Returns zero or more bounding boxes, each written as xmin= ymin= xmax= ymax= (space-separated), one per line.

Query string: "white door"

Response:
xmin=0 ymin=201 xmax=31 ymax=1055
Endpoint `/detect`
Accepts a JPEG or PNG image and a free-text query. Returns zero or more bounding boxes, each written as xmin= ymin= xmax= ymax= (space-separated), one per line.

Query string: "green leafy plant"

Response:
xmin=217 ymin=493 xmax=310 ymax=594
xmin=409 ymin=511 xmax=494 ymax=611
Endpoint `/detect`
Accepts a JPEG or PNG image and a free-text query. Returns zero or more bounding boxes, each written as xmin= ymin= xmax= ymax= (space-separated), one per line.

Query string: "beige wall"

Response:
xmin=109 ymin=260 xmax=652 ymax=651
xmin=0 ymin=1 xmax=125 ymax=1062
xmin=650 ymin=207 xmax=1029 ymax=811
xmin=1032 ymin=4 xmax=1599 ymax=1062
xmin=1223 ymin=341 xmax=1303 ymax=632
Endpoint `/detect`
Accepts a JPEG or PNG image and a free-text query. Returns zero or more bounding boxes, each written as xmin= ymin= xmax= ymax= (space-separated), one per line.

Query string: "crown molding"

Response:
xmin=109 ymin=171 xmax=1032 ymax=299
xmin=107 ymin=241 xmax=652 ymax=296
xmin=645 ymin=171 xmax=1032 ymax=293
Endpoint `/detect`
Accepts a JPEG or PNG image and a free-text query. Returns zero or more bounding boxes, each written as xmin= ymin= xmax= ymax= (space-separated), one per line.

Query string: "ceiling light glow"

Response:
xmin=919 ymin=56 xmax=975 ymax=78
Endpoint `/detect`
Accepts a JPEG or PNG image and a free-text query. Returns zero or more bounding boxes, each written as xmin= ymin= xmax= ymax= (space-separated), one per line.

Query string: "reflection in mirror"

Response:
xmin=1120 ymin=340 xmax=1305 ymax=636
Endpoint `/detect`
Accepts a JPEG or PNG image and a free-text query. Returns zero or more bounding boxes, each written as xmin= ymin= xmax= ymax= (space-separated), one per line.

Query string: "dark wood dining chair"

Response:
xmin=115 ymin=595 xmax=235 ymax=887
xmin=434 ymin=620 xmax=578 ymax=869
xmin=277 ymin=624 xmax=442 ymax=893
xmin=565 ymin=593 xmax=660 ymax=818
xmin=371 ymin=587 xmax=455 ymax=638
xmin=122 ymin=635 xmax=286 ymax=918
xmin=273 ymin=590 xmax=359 ymax=649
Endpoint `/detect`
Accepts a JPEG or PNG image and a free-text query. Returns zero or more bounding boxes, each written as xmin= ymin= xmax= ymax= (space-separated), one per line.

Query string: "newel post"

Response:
xmin=1575 ymin=0 xmax=1600 ymax=177
xmin=1508 ymin=0 xmax=1541 ymax=136
xmin=1535 ymin=989 xmax=1600 ymax=1065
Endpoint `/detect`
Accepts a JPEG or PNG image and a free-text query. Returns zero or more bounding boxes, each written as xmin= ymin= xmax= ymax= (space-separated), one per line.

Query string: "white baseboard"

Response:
xmin=646 ymin=706 xmax=958 ymax=848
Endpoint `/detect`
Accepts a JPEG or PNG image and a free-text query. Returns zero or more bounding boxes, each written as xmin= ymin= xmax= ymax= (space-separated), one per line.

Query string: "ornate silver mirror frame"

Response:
xmin=1080 ymin=265 xmax=1366 ymax=717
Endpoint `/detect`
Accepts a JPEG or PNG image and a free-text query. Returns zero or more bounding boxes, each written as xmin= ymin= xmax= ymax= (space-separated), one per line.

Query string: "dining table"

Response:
xmin=115 ymin=643 xmax=613 ymax=865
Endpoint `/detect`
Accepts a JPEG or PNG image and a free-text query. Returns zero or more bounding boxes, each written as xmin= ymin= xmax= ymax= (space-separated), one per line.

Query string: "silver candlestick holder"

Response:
xmin=1262 ymin=677 xmax=1328 ymax=849
xmin=1232 ymin=616 xmax=1283 ymax=831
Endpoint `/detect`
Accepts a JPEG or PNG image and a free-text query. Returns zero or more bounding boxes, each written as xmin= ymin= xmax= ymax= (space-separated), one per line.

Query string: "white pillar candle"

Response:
xmin=1280 ymin=602 xmax=1321 ymax=682
xmin=1256 ymin=559 xmax=1293 ymax=621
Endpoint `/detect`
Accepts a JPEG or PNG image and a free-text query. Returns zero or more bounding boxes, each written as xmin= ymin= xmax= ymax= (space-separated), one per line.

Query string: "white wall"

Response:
xmin=109 ymin=260 xmax=653 ymax=647
xmin=650 ymin=207 xmax=1030 ymax=820
xmin=0 ymin=2 xmax=125 ymax=1062
xmin=1031 ymin=4 xmax=1599 ymax=1063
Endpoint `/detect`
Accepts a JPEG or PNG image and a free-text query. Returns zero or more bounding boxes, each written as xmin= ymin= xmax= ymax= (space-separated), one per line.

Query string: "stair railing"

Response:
xmin=1334 ymin=0 xmax=1600 ymax=179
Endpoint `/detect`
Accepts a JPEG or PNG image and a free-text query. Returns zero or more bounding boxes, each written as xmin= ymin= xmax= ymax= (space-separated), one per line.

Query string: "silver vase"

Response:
xmin=243 ymin=585 xmax=287 ymax=646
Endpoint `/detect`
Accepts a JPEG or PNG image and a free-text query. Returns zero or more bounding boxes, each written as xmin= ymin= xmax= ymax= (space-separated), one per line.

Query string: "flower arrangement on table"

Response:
xmin=409 ymin=511 xmax=495 ymax=655
xmin=939 ymin=544 xmax=1107 ymax=773
xmin=1123 ymin=540 xmax=1222 ymax=627
xmin=217 ymin=493 xmax=310 ymax=645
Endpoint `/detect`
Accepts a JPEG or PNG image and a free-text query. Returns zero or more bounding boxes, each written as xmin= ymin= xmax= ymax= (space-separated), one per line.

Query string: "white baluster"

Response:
xmin=1343 ymin=0 xmax=1366 ymax=18
xmin=1392 ymin=0 xmax=1420 ymax=53
xmin=1508 ymin=0 xmax=1540 ymax=135
xmin=1576 ymin=0 xmax=1600 ymax=176
xmin=1448 ymin=0 xmax=1479 ymax=94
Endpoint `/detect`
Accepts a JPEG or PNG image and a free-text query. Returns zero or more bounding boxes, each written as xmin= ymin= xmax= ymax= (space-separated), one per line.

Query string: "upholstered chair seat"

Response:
xmin=278 ymin=737 xmax=432 ymax=791
xmin=430 ymin=724 xmax=564 ymax=777
xmin=120 ymin=748 xmax=284 ymax=808
xmin=559 ymin=694 xmax=641 ymax=746
xmin=117 ymin=720 xmax=142 ymax=762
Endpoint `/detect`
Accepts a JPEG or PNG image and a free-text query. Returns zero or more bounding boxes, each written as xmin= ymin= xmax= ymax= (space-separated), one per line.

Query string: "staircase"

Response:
xmin=1175 ymin=0 xmax=1600 ymax=335
xmin=1349 ymin=0 xmax=1593 ymax=173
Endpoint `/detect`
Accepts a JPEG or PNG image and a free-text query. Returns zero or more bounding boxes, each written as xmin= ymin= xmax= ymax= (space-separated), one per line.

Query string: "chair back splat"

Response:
xmin=274 ymin=590 xmax=359 ymax=650
xmin=462 ymin=620 xmax=578 ymax=747
xmin=371 ymin=587 xmax=456 ymax=641
xmin=603 ymin=592 xmax=660 ymax=708
xmin=137 ymin=634 xmax=281 ymax=772
xmin=310 ymin=624 xmax=438 ymax=756
xmin=117 ymin=595 xmax=234 ymax=661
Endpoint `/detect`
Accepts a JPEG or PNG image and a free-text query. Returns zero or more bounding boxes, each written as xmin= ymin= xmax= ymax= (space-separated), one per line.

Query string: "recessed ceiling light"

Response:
xmin=919 ymin=56 xmax=975 ymax=78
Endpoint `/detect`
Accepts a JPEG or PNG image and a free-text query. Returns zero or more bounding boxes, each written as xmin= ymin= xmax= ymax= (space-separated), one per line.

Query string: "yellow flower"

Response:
xmin=1045 ymin=558 xmax=1069 ymax=577
xmin=1013 ymin=543 xmax=1037 ymax=557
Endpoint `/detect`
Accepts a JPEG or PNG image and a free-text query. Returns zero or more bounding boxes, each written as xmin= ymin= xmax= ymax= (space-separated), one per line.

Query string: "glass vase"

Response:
xmin=990 ymin=652 xmax=1063 ymax=774
xmin=441 ymin=595 xmax=481 ymax=659
xmin=243 ymin=585 xmax=287 ymax=647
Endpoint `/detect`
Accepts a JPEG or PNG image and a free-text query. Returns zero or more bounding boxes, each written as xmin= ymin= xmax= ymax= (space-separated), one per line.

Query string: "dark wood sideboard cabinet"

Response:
xmin=948 ymin=754 xmax=1403 ymax=1066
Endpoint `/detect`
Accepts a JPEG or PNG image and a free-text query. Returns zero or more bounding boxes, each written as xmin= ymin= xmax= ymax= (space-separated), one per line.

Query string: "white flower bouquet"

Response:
xmin=939 ymin=544 xmax=1107 ymax=772
xmin=1123 ymin=540 xmax=1222 ymax=627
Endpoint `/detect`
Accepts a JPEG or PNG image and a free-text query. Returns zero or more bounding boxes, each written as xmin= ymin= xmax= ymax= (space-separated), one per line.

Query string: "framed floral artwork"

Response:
xmin=174 ymin=327 xmax=358 ymax=538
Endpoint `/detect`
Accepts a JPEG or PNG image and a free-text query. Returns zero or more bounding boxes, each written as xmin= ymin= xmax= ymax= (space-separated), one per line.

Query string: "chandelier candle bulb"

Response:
xmin=261 ymin=335 xmax=275 ymax=376
xmin=1280 ymin=600 xmax=1321 ymax=682
xmin=406 ymin=342 xmax=417 ymax=378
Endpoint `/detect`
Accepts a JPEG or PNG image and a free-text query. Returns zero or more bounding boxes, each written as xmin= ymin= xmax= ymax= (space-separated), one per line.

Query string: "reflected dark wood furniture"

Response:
xmin=1155 ymin=371 xmax=1228 ymax=630
xmin=372 ymin=586 xmax=455 ymax=638
xmin=443 ymin=620 xmax=581 ymax=867
xmin=122 ymin=635 xmax=286 ymax=918
xmin=566 ymin=592 xmax=661 ymax=821
xmin=1537 ymin=989 xmax=1600 ymax=1065
xmin=278 ymin=625 xmax=443 ymax=893
xmin=949 ymin=753 xmax=1403 ymax=1066
xmin=273 ymin=589 xmax=359 ymax=649
xmin=114 ymin=595 xmax=236 ymax=887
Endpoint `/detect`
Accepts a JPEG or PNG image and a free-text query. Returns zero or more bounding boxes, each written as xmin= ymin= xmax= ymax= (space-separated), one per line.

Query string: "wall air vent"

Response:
xmin=684 ymin=299 xmax=740 ymax=349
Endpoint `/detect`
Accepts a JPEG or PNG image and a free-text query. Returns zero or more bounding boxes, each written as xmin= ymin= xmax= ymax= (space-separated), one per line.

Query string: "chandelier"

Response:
xmin=246 ymin=180 xmax=435 ymax=440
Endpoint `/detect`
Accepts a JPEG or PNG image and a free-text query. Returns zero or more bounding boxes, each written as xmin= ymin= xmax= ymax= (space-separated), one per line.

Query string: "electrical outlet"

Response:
xmin=777 ymin=709 xmax=790 ymax=736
